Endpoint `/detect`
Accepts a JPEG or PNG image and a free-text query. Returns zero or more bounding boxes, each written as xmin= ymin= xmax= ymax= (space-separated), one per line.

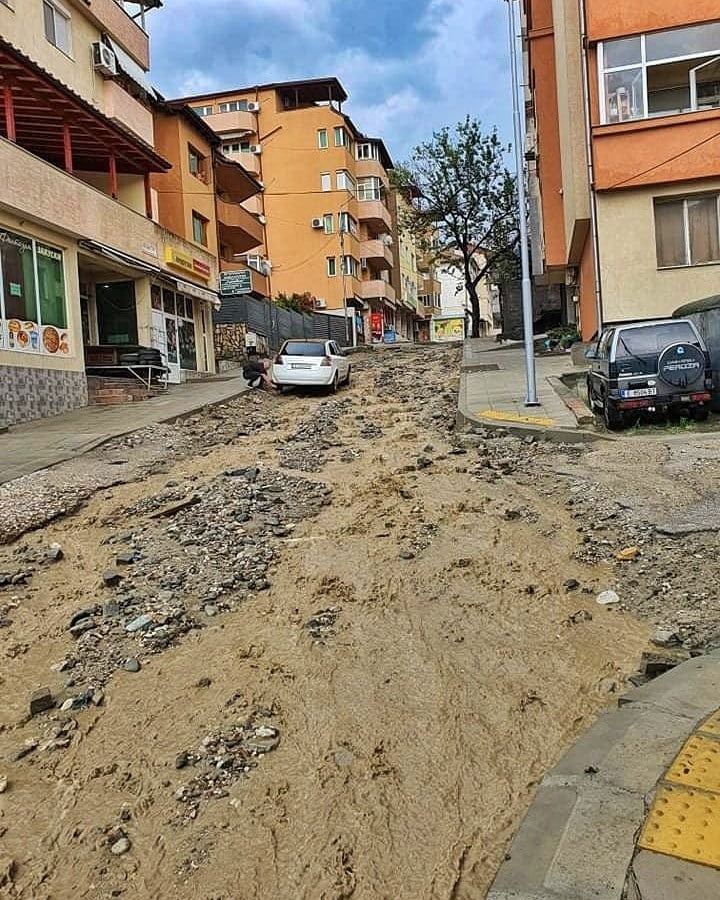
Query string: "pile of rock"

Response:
xmin=173 ymin=714 xmax=280 ymax=823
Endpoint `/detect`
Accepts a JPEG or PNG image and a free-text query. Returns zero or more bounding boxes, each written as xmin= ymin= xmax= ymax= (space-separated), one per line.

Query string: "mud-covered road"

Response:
xmin=0 ymin=346 xmax=651 ymax=899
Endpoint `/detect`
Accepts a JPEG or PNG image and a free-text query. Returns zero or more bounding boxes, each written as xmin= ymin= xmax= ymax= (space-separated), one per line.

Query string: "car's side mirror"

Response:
xmin=584 ymin=346 xmax=599 ymax=360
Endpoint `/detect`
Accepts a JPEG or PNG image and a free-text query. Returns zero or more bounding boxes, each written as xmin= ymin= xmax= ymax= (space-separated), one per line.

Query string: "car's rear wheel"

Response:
xmin=330 ymin=373 xmax=339 ymax=394
xmin=692 ymin=406 xmax=710 ymax=422
xmin=603 ymin=398 xmax=625 ymax=431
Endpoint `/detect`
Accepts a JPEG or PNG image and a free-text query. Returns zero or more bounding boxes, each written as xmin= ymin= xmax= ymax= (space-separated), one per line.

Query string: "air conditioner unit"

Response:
xmin=246 ymin=102 xmax=261 ymax=112
xmin=382 ymin=234 xmax=393 ymax=247
xmin=360 ymin=258 xmax=368 ymax=269
xmin=311 ymin=217 xmax=324 ymax=229
xmin=314 ymin=298 xmax=327 ymax=309
xmin=92 ymin=42 xmax=117 ymax=77
xmin=251 ymin=145 xmax=262 ymax=155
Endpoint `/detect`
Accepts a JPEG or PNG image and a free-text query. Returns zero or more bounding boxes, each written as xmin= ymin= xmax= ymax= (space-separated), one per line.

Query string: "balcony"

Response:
xmin=0 ymin=136 xmax=215 ymax=289
xmin=217 ymin=198 xmax=264 ymax=255
xmin=357 ymin=279 xmax=396 ymax=304
xmin=360 ymin=239 xmax=394 ymax=270
xmin=215 ymin=154 xmax=262 ymax=203
xmin=356 ymin=157 xmax=388 ymax=183
xmin=357 ymin=198 xmax=392 ymax=231
xmin=204 ymin=109 xmax=257 ymax=135
xmin=85 ymin=0 xmax=150 ymax=68
xmin=104 ymin=79 xmax=154 ymax=145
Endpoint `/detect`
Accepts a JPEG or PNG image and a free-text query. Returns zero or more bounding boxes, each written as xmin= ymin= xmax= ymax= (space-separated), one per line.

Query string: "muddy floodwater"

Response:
xmin=0 ymin=346 xmax=651 ymax=899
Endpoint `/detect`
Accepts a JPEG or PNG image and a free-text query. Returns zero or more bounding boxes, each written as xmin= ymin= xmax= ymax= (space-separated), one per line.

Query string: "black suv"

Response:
xmin=586 ymin=319 xmax=712 ymax=429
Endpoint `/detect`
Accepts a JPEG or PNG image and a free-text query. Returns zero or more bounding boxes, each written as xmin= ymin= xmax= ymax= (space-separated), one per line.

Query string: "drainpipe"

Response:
xmin=578 ymin=0 xmax=603 ymax=337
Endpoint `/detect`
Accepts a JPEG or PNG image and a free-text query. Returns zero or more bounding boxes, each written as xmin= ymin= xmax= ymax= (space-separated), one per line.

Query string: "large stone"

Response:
xmin=29 ymin=687 xmax=55 ymax=716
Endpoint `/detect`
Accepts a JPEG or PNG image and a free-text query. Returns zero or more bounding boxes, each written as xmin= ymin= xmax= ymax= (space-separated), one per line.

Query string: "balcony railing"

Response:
xmin=217 ymin=198 xmax=264 ymax=254
xmin=357 ymin=199 xmax=392 ymax=230
xmin=87 ymin=0 xmax=150 ymax=68
xmin=357 ymin=279 xmax=396 ymax=303
xmin=360 ymin=239 xmax=394 ymax=270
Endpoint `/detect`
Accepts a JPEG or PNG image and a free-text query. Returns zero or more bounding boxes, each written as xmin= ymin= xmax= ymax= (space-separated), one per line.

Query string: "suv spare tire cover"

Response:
xmin=657 ymin=342 xmax=705 ymax=388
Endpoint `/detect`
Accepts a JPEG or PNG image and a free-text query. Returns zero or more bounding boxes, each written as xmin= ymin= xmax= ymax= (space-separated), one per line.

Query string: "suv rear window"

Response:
xmin=281 ymin=342 xmax=326 ymax=356
xmin=615 ymin=323 xmax=698 ymax=359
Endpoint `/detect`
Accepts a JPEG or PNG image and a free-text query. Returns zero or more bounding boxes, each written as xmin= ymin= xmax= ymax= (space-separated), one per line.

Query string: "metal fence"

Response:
xmin=214 ymin=295 xmax=352 ymax=352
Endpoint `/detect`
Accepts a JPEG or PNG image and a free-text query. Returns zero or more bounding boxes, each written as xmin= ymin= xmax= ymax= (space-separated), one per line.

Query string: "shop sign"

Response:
xmin=164 ymin=246 xmax=210 ymax=281
xmin=431 ymin=317 xmax=465 ymax=343
xmin=370 ymin=311 xmax=384 ymax=343
xmin=220 ymin=269 xmax=252 ymax=296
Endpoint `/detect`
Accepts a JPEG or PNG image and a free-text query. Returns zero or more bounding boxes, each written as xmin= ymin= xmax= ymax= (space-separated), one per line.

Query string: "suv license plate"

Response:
xmin=621 ymin=388 xmax=657 ymax=398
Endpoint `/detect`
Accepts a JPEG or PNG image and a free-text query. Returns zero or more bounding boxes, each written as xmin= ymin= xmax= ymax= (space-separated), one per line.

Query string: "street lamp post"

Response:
xmin=505 ymin=0 xmax=539 ymax=406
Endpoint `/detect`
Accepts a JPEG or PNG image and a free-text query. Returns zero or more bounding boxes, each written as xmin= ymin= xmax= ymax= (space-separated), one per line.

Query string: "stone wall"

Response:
xmin=213 ymin=323 xmax=248 ymax=361
xmin=0 ymin=366 xmax=88 ymax=426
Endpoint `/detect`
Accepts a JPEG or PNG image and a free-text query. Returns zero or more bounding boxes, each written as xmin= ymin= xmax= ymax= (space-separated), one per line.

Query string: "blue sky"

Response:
xmin=147 ymin=0 xmax=513 ymax=164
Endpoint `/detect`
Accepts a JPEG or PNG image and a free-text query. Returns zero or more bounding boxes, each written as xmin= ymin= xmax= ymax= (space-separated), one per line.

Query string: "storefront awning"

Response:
xmin=165 ymin=275 xmax=221 ymax=309
xmin=79 ymin=240 xmax=220 ymax=309
xmin=78 ymin=240 xmax=158 ymax=273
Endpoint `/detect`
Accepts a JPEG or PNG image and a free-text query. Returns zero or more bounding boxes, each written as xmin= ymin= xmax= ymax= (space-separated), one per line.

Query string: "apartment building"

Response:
xmin=177 ymin=78 xmax=400 ymax=344
xmin=0 ymin=0 xmax=223 ymax=425
xmin=389 ymin=186 xmax=421 ymax=341
xmin=151 ymin=101 xmax=264 ymax=376
xmin=524 ymin=0 xmax=720 ymax=340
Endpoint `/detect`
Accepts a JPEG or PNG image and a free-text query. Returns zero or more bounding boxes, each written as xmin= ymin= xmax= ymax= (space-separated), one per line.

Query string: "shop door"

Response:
xmin=161 ymin=288 xmax=181 ymax=383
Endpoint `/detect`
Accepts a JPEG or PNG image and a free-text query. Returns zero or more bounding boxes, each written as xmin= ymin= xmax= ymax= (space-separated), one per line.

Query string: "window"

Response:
xmin=334 ymin=126 xmax=346 ymax=147
xmin=188 ymin=145 xmax=208 ymax=181
xmin=218 ymin=100 xmax=248 ymax=113
xmin=600 ymin=22 xmax=720 ymax=123
xmin=222 ymin=141 xmax=252 ymax=156
xmin=336 ymin=170 xmax=356 ymax=196
xmin=321 ymin=173 xmax=332 ymax=192
xmin=191 ymin=105 xmax=214 ymax=117
xmin=192 ymin=211 xmax=208 ymax=246
xmin=357 ymin=142 xmax=378 ymax=160
xmin=243 ymin=254 xmax=264 ymax=272
xmin=342 ymin=256 xmax=359 ymax=277
xmin=317 ymin=128 xmax=328 ymax=149
xmin=0 ymin=229 xmax=72 ymax=355
xmin=654 ymin=194 xmax=720 ymax=267
xmin=327 ymin=256 xmax=337 ymax=276
xmin=43 ymin=0 xmax=71 ymax=55
xmin=357 ymin=176 xmax=382 ymax=201
xmin=323 ymin=213 xmax=334 ymax=234
xmin=339 ymin=212 xmax=358 ymax=236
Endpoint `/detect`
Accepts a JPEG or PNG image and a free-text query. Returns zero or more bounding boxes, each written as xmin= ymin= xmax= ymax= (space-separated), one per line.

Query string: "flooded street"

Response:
xmin=0 ymin=346 xmax=650 ymax=899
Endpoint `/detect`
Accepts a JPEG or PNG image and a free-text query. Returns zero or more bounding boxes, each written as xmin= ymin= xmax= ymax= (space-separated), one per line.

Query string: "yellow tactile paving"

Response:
xmin=699 ymin=710 xmax=720 ymax=738
xmin=476 ymin=409 xmax=557 ymax=427
xmin=666 ymin=735 xmax=720 ymax=794
xmin=638 ymin=784 xmax=720 ymax=868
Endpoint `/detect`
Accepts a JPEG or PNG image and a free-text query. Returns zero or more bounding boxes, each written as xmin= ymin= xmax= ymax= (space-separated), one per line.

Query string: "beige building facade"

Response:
xmin=0 ymin=0 xmax=221 ymax=425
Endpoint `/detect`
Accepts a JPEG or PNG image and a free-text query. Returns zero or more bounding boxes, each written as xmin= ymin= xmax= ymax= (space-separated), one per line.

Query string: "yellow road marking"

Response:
xmin=639 ymin=783 xmax=720 ymax=868
xmin=476 ymin=409 xmax=557 ymax=427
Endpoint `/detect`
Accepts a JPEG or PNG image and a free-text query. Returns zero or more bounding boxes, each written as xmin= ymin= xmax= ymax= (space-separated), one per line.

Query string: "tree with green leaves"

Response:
xmin=394 ymin=117 xmax=519 ymax=338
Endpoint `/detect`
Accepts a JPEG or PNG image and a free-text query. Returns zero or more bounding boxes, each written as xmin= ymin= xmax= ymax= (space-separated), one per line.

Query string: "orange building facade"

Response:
xmin=525 ymin=0 xmax=720 ymax=339
xmin=176 ymin=79 xmax=400 ymax=342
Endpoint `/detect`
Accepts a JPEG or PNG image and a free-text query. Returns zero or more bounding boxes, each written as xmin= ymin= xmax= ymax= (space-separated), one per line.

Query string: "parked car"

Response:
xmin=271 ymin=339 xmax=351 ymax=392
xmin=585 ymin=319 xmax=712 ymax=429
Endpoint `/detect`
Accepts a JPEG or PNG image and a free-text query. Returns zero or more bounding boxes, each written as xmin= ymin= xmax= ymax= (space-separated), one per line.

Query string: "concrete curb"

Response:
xmin=486 ymin=651 xmax=720 ymax=900
xmin=456 ymin=367 xmax=605 ymax=445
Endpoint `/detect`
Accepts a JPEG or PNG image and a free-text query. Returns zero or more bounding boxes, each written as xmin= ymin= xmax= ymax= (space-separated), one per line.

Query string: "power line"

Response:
xmin=607 ymin=126 xmax=720 ymax=190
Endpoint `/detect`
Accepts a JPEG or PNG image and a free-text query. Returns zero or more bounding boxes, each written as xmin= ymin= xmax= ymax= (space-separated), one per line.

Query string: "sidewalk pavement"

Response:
xmin=487 ymin=651 xmax=720 ymax=900
xmin=0 ymin=370 xmax=250 ymax=485
xmin=458 ymin=338 xmax=597 ymax=442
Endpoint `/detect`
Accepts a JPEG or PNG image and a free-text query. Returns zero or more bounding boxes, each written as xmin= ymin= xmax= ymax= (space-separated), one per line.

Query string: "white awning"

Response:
xmin=78 ymin=239 xmax=158 ymax=273
xmin=163 ymin=274 xmax=221 ymax=309
xmin=106 ymin=37 xmax=158 ymax=99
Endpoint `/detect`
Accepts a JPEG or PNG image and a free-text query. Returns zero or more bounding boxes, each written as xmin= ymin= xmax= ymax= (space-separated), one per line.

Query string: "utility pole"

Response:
xmin=505 ymin=0 xmax=539 ymax=406
xmin=339 ymin=218 xmax=350 ymax=345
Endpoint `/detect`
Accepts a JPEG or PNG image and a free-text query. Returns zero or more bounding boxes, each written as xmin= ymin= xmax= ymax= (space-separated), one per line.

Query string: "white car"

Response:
xmin=272 ymin=339 xmax=351 ymax=392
